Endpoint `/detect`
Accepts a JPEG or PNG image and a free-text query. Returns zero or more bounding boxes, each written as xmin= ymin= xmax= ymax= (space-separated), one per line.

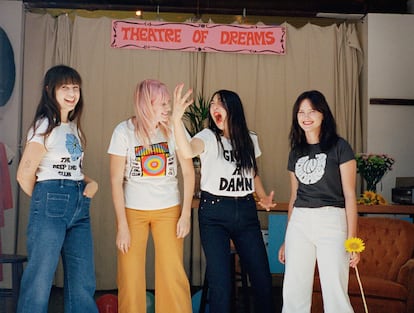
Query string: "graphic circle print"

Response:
xmin=143 ymin=154 xmax=165 ymax=176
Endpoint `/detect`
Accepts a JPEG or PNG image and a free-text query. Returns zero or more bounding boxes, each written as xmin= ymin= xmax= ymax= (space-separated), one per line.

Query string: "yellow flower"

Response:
xmin=345 ymin=237 xmax=369 ymax=312
xmin=345 ymin=237 xmax=365 ymax=253
xmin=357 ymin=190 xmax=388 ymax=205
xmin=377 ymin=194 xmax=387 ymax=205
xmin=365 ymin=191 xmax=376 ymax=199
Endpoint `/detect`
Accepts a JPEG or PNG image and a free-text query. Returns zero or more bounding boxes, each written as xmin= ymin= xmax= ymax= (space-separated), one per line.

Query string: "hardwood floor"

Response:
xmin=1 ymin=283 xmax=283 ymax=313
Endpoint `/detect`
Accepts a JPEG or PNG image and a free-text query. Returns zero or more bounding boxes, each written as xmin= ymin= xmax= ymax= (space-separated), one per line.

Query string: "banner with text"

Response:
xmin=111 ymin=20 xmax=286 ymax=55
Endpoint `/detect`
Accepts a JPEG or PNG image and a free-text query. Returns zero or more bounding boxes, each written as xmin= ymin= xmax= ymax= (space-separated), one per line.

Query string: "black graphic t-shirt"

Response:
xmin=287 ymin=137 xmax=355 ymax=208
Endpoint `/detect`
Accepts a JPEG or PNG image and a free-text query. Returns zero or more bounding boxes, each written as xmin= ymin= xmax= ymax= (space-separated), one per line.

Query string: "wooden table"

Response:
xmin=192 ymin=198 xmax=414 ymax=215
xmin=262 ymin=203 xmax=414 ymax=216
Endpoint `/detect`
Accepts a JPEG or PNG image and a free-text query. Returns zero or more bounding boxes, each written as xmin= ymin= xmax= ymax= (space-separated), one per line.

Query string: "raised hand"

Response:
xmin=172 ymin=83 xmax=193 ymax=123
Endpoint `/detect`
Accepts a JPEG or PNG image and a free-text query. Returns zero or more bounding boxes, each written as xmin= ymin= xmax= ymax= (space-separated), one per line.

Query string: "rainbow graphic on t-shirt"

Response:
xmin=134 ymin=142 xmax=169 ymax=177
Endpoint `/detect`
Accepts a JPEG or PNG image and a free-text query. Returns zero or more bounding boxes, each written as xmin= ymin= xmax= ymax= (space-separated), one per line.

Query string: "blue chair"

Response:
xmin=267 ymin=213 xmax=287 ymax=274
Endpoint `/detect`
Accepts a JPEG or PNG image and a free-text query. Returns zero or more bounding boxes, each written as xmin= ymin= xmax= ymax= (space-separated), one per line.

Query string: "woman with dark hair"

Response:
xmin=16 ymin=65 xmax=99 ymax=313
xmin=172 ymin=85 xmax=275 ymax=313
xmin=278 ymin=90 xmax=359 ymax=313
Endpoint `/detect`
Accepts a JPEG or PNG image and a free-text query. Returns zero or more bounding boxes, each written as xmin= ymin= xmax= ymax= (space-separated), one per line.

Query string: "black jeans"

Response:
xmin=198 ymin=191 xmax=274 ymax=313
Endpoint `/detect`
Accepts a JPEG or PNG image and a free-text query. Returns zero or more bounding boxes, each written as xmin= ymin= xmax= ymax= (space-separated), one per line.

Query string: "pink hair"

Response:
xmin=133 ymin=79 xmax=171 ymax=146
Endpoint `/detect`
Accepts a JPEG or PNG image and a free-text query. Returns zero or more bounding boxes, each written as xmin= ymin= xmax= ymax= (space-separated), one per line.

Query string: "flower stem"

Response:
xmin=355 ymin=266 xmax=368 ymax=313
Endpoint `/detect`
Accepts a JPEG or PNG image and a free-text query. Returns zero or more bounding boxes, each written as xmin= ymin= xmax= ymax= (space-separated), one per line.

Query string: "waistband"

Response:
xmin=294 ymin=206 xmax=344 ymax=211
xmin=36 ymin=179 xmax=85 ymax=187
xmin=200 ymin=190 xmax=254 ymax=201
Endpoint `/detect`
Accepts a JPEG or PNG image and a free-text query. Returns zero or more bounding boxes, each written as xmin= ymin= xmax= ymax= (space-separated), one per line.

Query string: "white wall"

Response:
xmin=0 ymin=0 xmax=24 ymax=288
xmin=366 ymin=13 xmax=414 ymax=201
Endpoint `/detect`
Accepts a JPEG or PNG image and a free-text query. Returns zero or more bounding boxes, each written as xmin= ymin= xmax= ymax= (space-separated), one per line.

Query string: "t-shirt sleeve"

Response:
xmin=107 ymin=122 xmax=128 ymax=156
xmin=194 ymin=128 xmax=215 ymax=155
xmin=251 ymin=133 xmax=262 ymax=158
xmin=338 ymin=138 xmax=355 ymax=165
xmin=27 ymin=118 xmax=48 ymax=145
xmin=287 ymin=149 xmax=295 ymax=172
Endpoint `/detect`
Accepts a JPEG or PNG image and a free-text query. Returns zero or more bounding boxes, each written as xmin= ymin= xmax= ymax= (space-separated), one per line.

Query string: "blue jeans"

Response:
xmin=17 ymin=180 xmax=98 ymax=313
xmin=198 ymin=191 xmax=273 ymax=313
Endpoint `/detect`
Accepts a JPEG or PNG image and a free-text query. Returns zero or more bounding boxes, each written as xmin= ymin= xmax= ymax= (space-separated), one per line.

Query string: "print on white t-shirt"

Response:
xmin=129 ymin=142 xmax=175 ymax=178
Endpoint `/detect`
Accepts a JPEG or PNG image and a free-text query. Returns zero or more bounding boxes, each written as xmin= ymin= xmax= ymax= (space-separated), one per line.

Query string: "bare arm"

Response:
xmin=287 ymin=171 xmax=298 ymax=222
xmin=16 ymin=142 xmax=46 ymax=196
xmin=176 ymin=151 xmax=195 ymax=238
xmin=254 ymin=175 xmax=275 ymax=211
xmin=278 ymin=171 xmax=298 ymax=264
xmin=340 ymin=159 xmax=360 ymax=268
xmin=109 ymin=154 xmax=130 ymax=254
xmin=172 ymin=83 xmax=205 ymax=158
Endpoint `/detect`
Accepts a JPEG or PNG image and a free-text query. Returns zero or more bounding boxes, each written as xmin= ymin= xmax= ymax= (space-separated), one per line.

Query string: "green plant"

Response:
xmin=183 ymin=93 xmax=209 ymax=137
xmin=355 ymin=153 xmax=395 ymax=192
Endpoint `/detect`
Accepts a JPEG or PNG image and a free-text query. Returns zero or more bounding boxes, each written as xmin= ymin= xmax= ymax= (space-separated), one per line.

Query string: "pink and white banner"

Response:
xmin=111 ymin=20 xmax=286 ymax=55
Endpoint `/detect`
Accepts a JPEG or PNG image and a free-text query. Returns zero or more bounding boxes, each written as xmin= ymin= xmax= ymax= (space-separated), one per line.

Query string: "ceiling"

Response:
xmin=23 ymin=0 xmax=409 ymax=17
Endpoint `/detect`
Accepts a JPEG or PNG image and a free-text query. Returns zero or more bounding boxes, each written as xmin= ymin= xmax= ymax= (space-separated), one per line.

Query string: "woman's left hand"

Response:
xmin=176 ymin=215 xmax=191 ymax=238
xmin=83 ymin=181 xmax=98 ymax=198
xmin=258 ymin=190 xmax=276 ymax=211
xmin=349 ymin=252 xmax=361 ymax=268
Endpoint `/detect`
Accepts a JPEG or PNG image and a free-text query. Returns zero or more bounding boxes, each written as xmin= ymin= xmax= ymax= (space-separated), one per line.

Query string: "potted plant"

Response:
xmin=183 ymin=93 xmax=209 ymax=197
xmin=355 ymin=153 xmax=395 ymax=192
xmin=183 ymin=93 xmax=209 ymax=137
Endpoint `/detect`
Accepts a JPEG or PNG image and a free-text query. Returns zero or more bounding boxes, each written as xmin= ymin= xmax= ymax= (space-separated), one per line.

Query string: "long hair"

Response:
xmin=289 ymin=90 xmax=338 ymax=154
xmin=133 ymin=79 xmax=170 ymax=147
xmin=208 ymin=90 xmax=258 ymax=176
xmin=29 ymin=65 xmax=85 ymax=146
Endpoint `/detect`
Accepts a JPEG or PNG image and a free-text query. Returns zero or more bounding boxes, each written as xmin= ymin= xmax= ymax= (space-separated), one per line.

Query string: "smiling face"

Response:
xmin=55 ymin=83 xmax=80 ymax=120
xmin=210 ymin=93 xmax=228 ymax=134
xmin=152 ymin=94 xmax=171 ymax=125
xmin=297 ymin=98 xmax=323 ymax=135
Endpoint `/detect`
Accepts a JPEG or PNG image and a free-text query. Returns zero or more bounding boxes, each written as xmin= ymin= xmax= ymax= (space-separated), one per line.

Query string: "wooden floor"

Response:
xmin=1 ymin=279 xmax=283 ymax=313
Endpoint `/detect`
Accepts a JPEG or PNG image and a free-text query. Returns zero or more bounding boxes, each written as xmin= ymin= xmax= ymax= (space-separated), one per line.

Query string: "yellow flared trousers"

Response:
xmin=117 ymin=205 xmax=192 ymax=313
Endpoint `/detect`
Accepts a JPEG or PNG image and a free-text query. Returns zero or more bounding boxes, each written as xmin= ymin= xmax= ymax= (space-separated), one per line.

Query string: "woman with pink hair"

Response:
xmin=108 ymin=79 xmax=194 ymax=313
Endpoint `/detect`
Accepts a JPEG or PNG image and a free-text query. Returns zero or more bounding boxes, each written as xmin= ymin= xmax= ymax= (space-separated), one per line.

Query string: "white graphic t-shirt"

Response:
xmin=28 ymin=118 xmax=85 ymax=181
xmin=107 ymin=119 xmax=180 ymax=210
xmin=196 ymin=128 xmax=261 ymax=197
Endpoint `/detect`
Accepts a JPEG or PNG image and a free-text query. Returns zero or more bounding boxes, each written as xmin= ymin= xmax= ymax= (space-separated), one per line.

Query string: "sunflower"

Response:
xmin=376 ymin=194 xmax=387 ymax=205
xmin=357 ymin=190 xmax=388 ymax=205
xmin=345 ymin=237 xmax=366 ymax=253
xmin=345 ymin=237 xmax=368 ymax=312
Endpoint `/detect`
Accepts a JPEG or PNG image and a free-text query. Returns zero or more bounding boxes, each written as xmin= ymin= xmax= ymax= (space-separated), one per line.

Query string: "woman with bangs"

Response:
xmin=172 ymin=85 xmax=275 ymax=313
xmin=17 ymin=65 xmax=99 ymax=313
xmin=278 ymin=90 xmax=359 ymax=313
xmin=108 ymin=79 xmax=194 ymax=313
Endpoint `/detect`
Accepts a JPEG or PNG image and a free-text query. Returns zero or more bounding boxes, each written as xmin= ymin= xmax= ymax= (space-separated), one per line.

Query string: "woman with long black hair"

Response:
xmin=172 ymin=85 xmax=275 ymax=313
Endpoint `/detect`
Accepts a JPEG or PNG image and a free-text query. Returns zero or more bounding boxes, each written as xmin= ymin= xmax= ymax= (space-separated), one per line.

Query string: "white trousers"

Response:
xmin=282 ymin=207 xmax=354 ymax=313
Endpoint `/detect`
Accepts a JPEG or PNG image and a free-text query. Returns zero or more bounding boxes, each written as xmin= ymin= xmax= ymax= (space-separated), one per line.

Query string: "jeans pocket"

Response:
xmin=46 ymin=192 xmax=69 ymax=217
xmin=81 ymin=196 xmax=91 ymax=217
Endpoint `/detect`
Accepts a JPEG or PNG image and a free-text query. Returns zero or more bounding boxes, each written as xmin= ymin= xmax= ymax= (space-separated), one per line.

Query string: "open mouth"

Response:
xmin=65 ymin=98 xmax=76 ymax=104
xmin=213 ymin=112 xmax=222 ymax=124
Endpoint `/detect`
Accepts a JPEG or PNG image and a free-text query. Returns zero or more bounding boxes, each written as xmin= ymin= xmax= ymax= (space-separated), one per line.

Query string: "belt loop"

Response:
xmin=60 ymin=179 xmax=64 ymax=188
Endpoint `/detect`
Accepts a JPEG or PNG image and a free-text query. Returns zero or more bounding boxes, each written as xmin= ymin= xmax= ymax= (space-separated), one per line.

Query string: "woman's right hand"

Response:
xmin=116 ymin=226 xmax=131 ymax=254
xmin=172 ymin=83 xmax=193 ymax=123
xmin=278 ymin=242 xmax=286 ymax=264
